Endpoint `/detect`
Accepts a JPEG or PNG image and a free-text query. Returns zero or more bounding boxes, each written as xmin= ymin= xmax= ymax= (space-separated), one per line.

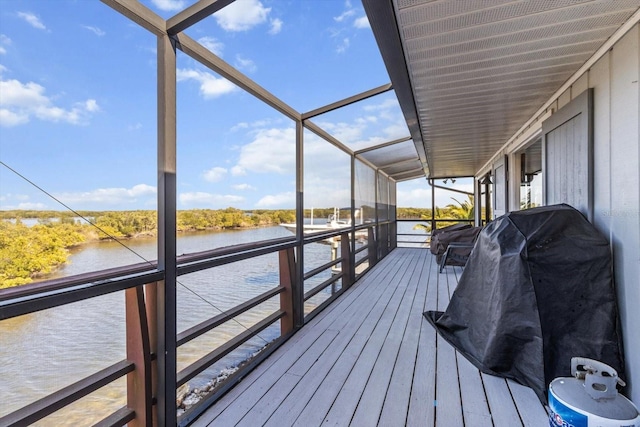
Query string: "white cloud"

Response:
xmin=396 ymin=187 xmax=431 ymax=208
xmin=316 ymin=96 xmax=409 ymax=151
xmin=0 ymin=109 xmax=28 ymax=126
xmin=202 ymin=167 xmax=227 ymax=182
xmin=354 ymin=16 xmax=370 ymax=29
xmin=230 ymin=122 xmax=249 ymax=132
xmin=15 ymin=202 xmax=47 ymax=210
xmin=231 ymin=165 xmax=246 ymax=176
xmin=56 ymin=184 xmax=157 ymax=205
xmin=0 ymin=35 xmax=11 ymax=54
xmin=235 ymin=55 xmax=257 ymax=73
xmin=330 ymin=1 xmax=367 ymax=52
xmin=82 ymin=25 xmax=105 ymax=36
xmin=176 ymin=68 xmax=237 ymax=99
xmin=230 ymin=118 xmax=278 ymax=132
xmin=179 ymin=192 xmax=244 ymax=207
xmin=232 ymin=183 xmax=256 ymax=191
xmin=150 ymin=0 xmax=185 ymax=11
xmin=336 ymin=37 xmax=350 ymax=54
xmin=317 ymin=120 xmax=364 ymax=145
xmin=215 ymin=0 xmax=270 ymax=32
xmin=17 ymin=12 xmax=47 ymax=30
xmin=396 ymin=179 xmax=474 ymax=208
xmin=128 ymin=122 xmax=142 ymax=131
xmin=234 ymin=127 xmax=296 ymax=174
xmin=256 ymin=192 xmax=295 ymax=208
xmin=269 ymin=18 xmax=283 ymax=35
xmin=84 ymin=99 xmax=100 ymax=112
xmin=198 ymin=36 xmax=224 ymax=56
xmin=363 ymin=98 xmax=398 ymax=112
xmin=0 ymin=194 xmax=48 ymax=210
xmin=0 ymin=75 xmax=100 ymax=127
xmin=334 ymin=9 xmax=356 ymax=23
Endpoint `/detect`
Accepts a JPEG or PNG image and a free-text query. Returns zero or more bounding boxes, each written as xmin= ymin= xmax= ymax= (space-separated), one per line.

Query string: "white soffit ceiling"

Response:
xmin=365 ymin=0 xmax=640 ymax=178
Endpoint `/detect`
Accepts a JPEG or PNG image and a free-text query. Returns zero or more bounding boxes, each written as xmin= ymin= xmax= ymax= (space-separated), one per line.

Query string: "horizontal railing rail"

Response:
xmin=301 ymin=228 xmax=349 ymax=244
xmin=176 ymin=285 xmax=285 ymax=347
xmin=0 ymin=360 xmax=135 ymax=427
xmin=355 ymin=255 xmax=369 ymax=268
xmin=94 ymin=406 xmax=136 ymax=427
xmin=303 ymin=258 xmax=342 ymax=281
xmin=177 ymin=238 xmax=297 ymax=276
xmin=0 ymin=268 xmax=164 ymax=320
xmin=177 ymin=310 xmax=285 ymax=387
xmin=0 ymin=260 xmax=157 ymax=302
xmin=354 ymin=244 xmax=369 ymax=255
xmin=304 ymin=272 xmax=344 ymax=301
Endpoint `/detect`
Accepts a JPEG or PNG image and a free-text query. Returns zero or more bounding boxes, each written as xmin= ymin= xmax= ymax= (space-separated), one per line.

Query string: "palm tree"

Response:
xmin=445 ymin=195 xmax=474 ymax=220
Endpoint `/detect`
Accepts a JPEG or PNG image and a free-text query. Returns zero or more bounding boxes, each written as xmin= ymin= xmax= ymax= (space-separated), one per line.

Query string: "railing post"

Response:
xmin=340 ymin=232 xmax=353 ymax=288
xmin=368 ymin=226 xmax=377 ymax=267
xmin=380 ymin=224 xmax=388 ymax=258
xmin=391 ymin=220 xmax=397 ymax=250
xmin=145 ymin=282 xmax=158 ymax=427
xmin=125 ymin=285 xmax=153 ymax=427
xmin=279 ymin=247 xmax=296 ymax=335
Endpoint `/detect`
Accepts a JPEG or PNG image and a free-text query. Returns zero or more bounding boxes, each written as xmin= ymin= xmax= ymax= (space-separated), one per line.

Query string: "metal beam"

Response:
xmin=157 ymin=33 xmax=178 ymax=427
xmin=383 ymin=167 xmax=424 ymax=180
xmin=377 ymin=158 xmax=421 ymax=171
xmin=354 ymin=135 xmax=411 ymax=155
xmin=301 ymin=83 xmax=393 ymax=120
xmin=294 ymin=120 xmax=305 ymax=329
xmin=177 ymin=33 xmax=300 ymax=121
xmin=101 ymin=0 xmax=165 ymax=35
xmin=167 ymin=0 xmax=235 ymax=35
xmin=393 ymin=170 xmax=428 ymax=182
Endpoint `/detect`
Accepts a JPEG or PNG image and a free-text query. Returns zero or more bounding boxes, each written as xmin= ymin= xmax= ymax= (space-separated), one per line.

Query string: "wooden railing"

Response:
xmin=0 ymin=223 xmax=386 ymax=427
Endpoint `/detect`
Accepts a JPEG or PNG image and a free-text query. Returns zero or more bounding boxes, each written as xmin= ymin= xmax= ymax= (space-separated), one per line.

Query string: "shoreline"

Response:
xmin=19 ymin=224 xmax=287 ymax=288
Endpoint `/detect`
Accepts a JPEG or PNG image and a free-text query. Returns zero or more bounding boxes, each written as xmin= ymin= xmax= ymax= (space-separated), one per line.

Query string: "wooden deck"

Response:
xmin=192 ymin=248 xmax=548 ymax=426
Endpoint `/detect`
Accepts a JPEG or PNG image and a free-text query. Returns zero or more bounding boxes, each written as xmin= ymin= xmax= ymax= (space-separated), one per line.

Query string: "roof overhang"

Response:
xmin=363 ymin=0 xmax=640 ymax=178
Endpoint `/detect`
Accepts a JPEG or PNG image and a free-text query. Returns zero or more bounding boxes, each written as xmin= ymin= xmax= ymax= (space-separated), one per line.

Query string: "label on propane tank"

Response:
xmin=549 ymin=391 xmax=588 ymax=427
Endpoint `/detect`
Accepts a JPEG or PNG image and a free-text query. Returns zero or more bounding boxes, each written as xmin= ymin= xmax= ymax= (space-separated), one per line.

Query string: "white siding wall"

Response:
xmin=565 ymin=25 xmax=640 ymax=404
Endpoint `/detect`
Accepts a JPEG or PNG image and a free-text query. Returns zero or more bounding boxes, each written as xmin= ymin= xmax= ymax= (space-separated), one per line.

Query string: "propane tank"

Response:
xmin=548 ymin=357 xmax=640 ymax=427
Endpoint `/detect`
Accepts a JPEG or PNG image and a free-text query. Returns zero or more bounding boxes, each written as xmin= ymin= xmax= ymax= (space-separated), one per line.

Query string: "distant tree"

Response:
xmin=0 ymin=221 xmax=85 ymax=289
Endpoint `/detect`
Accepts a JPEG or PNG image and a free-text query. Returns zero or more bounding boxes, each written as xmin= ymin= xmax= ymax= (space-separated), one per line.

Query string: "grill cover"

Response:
xmin=424 ymin=204 xmax=625 ymax=403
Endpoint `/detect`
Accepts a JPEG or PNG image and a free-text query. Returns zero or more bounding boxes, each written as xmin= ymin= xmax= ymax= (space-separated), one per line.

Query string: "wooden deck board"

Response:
xmin=321 ymin=250 xmax=421 ymax=427
xmin=434 ymin=267 xmax=463 ymax=427
xmin=406 ymin=253 xmax=437 ymax=426
xmin=348 ymin=250 xmax=424 ymax=426
xmin=377 ymin=251 xmax=429 ymax=426
xmin=290 ymin=251 xmax=421 ymax=427
xmin=194 ymin=248 xmax=547 ymax=426
xmin=508 ymin=379 xmax=550 ymax=425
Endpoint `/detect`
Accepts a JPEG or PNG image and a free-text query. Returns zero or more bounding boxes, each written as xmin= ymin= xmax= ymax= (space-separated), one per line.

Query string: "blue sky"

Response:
xmin=0 ymin=0 xmax=471 ymax=212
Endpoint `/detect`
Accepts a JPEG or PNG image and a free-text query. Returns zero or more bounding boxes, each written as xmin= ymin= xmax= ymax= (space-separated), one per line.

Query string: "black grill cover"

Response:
xmin=424 ymin=204 xmax=625 ymax=403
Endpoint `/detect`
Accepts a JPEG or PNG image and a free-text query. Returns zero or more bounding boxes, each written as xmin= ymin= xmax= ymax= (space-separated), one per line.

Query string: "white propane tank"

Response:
xmin=548 ymin=357 xmax=640 ymax=427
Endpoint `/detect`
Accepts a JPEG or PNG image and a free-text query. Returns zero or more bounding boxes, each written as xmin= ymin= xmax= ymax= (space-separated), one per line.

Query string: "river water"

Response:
xmin=0 ymin=223 xmax=426 ymax=425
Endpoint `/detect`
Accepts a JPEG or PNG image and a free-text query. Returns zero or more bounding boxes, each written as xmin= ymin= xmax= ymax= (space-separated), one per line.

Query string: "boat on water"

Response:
xmin=280 ymin=207 xmax=367 ymax=238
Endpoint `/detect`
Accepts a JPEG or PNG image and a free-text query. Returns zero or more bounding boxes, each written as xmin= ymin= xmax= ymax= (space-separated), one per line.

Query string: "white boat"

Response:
xmin=280 ymin=207 xmax=367 ymax=237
